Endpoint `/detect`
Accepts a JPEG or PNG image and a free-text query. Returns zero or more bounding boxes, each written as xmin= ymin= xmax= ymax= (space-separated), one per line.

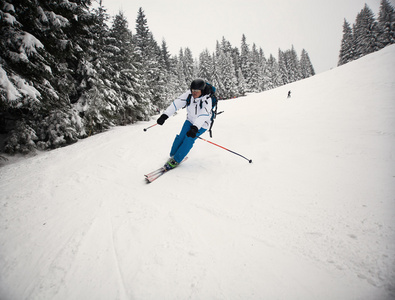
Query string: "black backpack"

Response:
xmin=186 ymin=82 xmax=218 ymax=138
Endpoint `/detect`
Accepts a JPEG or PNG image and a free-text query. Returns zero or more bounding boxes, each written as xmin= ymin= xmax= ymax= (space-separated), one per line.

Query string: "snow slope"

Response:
xmin=1 ymin=45 xmax=395 ymax=300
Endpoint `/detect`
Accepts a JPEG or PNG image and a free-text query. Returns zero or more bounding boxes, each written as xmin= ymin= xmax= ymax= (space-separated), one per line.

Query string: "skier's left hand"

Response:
xmin=186 ymin=125 xmax=199 ymax=138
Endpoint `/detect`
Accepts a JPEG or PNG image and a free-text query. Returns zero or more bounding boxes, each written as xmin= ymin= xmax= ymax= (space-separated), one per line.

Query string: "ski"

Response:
xmin=145 ymin=157 xmax=188 ymax=183
xmin=145 ymin=167 xmax=165 ymax=179
xmin=145 ymin=168 xmax=166 ymax=183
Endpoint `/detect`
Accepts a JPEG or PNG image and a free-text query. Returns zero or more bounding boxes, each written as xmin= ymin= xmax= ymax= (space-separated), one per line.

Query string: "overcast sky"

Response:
xmin=99 ymin=0 xmax=391 ymax=74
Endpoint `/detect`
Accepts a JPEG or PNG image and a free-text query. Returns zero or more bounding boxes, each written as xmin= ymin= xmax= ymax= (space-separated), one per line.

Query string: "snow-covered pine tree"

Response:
xmin=158 ymin=40 xmax=179 ymax=109
xmin=150 ymin=42 xmax=169 ymax=112
xmin=109 ymin=11 xmax=150 ymax=123
xmin=76 ymin=2 xmax=116 ymax=136
xmin=377 ymin=0 xmax=395 ymax=48
xmin=287 ymin=46 xmax=301 ymax=83
xmin=277 ymin=47 xmax=303 ymax=86
xmin=259 ymin=48 xmax=271 ymax=92
xmin=198 ymin=49 xmax=214 ymax=83
xmin=300 ymin=49 xmax=315 ymax=78
xmin=163 ymin=46 xmax=185 ymax=103
xmin=338 ymin=19 xmax=355 ymax=66
xmin=240 ymin=34 xmax=252 ymax=92
xmin=39 ymin=0 xmax=95 ymax=146
xmin=219 ymin=37 xmax=231 ymax=57
xmin=181 ymin=47 xmax=197 ymax=87
xmin=257 ymin=47 xmax=268 ymax=92
xmin=248 ymin=44 xmax=264 ymax=92
xmin=215 ymin=41 xmax=237 ymax=99
xmin=210 ymin=54 xmax=221 ymax=97
xmin=216 ymin=38 xmax=239 ymax=97
xmin=212 ymin=41 xmax=226 ymax=96
xmin=230 ymin=46 xmax=241 ymax=80
xmin=133 ymin=7 xmax=159 ymax=114
xmin=160 ymin=40 xmax=171 ymax=70
xmin=4 ymin=120 xmax=38 ymax=154
xmin=353 ymin=4 xmax=380 ymax=59
xmin=134 ymin=8 xmax=152 ymax=62
xmin=278 ymin=49 xmax=289 ymax=85
xmin=1 ymin=0 xmax=93 ymax=152
xmin=220 ymin=37 xmax=240 ymax=78
xmin=265 ymin=54 xmax=279 ymax=90
xmin=236 ymin=67 xmax=246 ymax=96
xmin=175 ymin=50 xmax=188 ymax=92
xmin=0 ymin=0 xmax=45 ymax=110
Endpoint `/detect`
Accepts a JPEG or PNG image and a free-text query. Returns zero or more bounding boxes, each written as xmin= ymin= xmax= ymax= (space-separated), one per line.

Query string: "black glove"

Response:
xmin=186 ymin=125 xmax=199 ymax=138
xmin=157 ymin=114 xmax=168 ymax=125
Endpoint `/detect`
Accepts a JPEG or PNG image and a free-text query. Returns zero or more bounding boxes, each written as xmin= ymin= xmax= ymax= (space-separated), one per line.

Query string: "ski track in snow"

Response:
xmin=1 ymin=45 xmax=395 ymax=300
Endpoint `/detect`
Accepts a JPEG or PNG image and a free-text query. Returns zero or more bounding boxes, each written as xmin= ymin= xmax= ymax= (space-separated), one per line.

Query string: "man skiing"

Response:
xmin=156 ymin=79 xmax=213 ymax=170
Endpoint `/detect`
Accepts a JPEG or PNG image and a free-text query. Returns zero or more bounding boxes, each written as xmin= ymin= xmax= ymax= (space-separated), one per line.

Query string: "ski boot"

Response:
xmin=164 ymin=158 xmax=179 ymax=171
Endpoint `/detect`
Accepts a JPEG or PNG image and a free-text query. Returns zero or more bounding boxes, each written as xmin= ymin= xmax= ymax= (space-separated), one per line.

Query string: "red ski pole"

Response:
xmin=143 ymin=123 xmax=158 ymax=132
xmin=197 ymin=137 xmax=252 ymax=163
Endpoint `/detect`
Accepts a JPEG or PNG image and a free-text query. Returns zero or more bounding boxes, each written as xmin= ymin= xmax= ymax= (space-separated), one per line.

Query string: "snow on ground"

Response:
xmin=1 ymin=45 xmax=395 ymax=300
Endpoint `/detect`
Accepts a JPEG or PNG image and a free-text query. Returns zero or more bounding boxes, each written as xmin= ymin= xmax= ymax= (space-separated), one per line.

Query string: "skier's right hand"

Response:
xmin=157 ymin=114 xmax=168 ymax=125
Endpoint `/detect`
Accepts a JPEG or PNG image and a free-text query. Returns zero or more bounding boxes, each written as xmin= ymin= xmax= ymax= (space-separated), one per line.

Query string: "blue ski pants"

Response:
xmin=170 ymin=120 xmax=206 ymax=163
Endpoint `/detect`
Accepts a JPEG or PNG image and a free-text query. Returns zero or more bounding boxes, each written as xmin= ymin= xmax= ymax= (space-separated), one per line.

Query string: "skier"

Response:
xmin=156 ymin=79 xmax=213 ymax=170
xmin=287 ymin=90 xmax=291 ymax=98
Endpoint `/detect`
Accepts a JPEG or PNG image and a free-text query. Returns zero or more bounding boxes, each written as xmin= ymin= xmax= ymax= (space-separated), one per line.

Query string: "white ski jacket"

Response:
xmin=163 ymin=91 xmax=213 ymax=130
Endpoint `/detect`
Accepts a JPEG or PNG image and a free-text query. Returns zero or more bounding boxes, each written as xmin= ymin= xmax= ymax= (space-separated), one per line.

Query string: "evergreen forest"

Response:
xmin=338 ymin=1 xmax=395 ymax=66
xmin=1 ymin=0 xmax=393 ymax=155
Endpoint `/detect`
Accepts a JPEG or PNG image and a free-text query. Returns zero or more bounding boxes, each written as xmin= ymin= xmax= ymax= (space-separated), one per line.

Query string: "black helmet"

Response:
xmin=190 ymin=79 xmax=206 ymax=91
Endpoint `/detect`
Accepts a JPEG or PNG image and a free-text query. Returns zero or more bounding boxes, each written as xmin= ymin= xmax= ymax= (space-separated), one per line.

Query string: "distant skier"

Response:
xmin=287 ymin=90 xmax=291 ymax=98
xmin=156 ymin=79 xmax=213 ymax=170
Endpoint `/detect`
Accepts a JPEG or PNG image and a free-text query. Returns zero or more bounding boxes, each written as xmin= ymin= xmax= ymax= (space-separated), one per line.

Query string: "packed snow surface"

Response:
xmin=1 ymin=45 xmax=395 ymax=300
